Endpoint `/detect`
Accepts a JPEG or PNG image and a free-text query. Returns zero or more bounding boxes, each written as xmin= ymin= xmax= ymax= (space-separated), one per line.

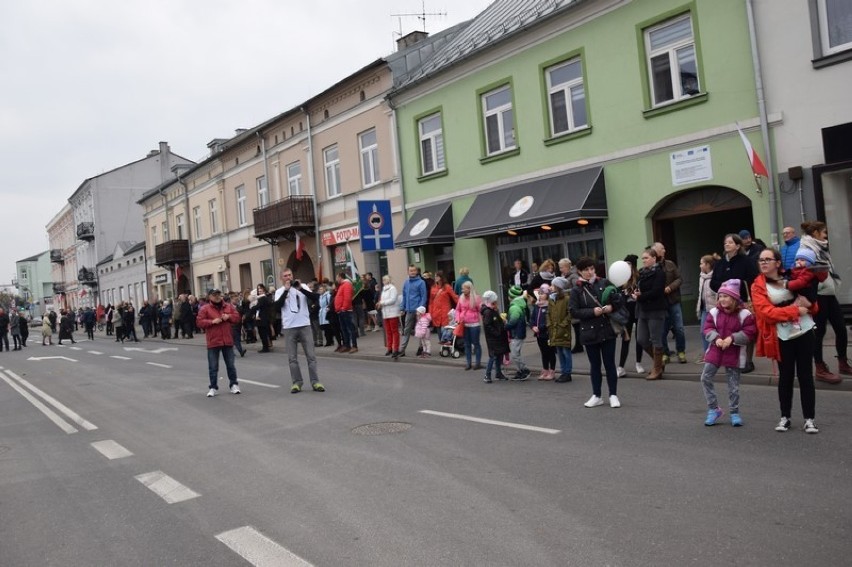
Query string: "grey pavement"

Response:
xmin=136 ymin=322 xmax=852 ymax=391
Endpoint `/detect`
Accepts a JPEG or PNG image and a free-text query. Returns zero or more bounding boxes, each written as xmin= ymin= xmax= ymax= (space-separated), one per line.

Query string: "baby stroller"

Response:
xmin=439 ymin=309 xmax=464 ymax=359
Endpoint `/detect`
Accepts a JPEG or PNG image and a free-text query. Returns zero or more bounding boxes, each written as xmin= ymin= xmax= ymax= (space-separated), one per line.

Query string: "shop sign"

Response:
xmin=154 ymin=273 xmax=170 ymax=284
xmin=322 ymin=226 xmax=360 ymax=246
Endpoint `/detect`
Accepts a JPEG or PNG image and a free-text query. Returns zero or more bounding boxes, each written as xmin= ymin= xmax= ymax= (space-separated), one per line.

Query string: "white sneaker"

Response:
xmin=584 ymin=395 xmax=604 ymax=408
xmin=609 ymin=395 xmax=621 ymax=408
xmin=616 ymin=366 xmax=626 ymax=378
xmin=635 ymin=362 xmax=645 ymax=374
xmin=206 ymin=388 xmax=217 ymax=397
xmin=803 ymin=419 xmax=819 ymax=434
xmin=230 ymin=384 xmax=241 ymax=395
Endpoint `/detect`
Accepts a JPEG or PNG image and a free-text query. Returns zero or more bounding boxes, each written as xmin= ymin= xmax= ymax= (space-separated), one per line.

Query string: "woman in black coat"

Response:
xmin=569 ymin=257 xmax=620 ymax=408
xmin=634 ymin=247 xmax=668 ymax=380
xmin=255 ymin=284 xmax=274 ymax=352
xmin=58 ymin=310 xmax=76 ymax=345
xmin=710 ymin=233 xmax=757 ymax=299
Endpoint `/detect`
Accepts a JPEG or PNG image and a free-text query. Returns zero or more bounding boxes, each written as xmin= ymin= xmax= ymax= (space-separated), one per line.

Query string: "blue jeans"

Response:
xmin=556 ymin=346 xmax=573 ymax=375
xmin=338 ymin=311 xmax=358 ymax=348
xmin=661 ymin=302 xmax=686 ymax=355
xmin=207 ymin=346 xmax=238 ymax=389
xmin=485 ymin=354 xmax=504 ymax=378
xmin=585 ymin=338 xmax=618 ymax=397
xmin=464 ymin=325 xmax=482 ymax=366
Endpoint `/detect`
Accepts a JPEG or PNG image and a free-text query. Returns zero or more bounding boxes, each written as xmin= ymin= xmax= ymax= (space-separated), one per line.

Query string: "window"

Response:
xmin=818 ymin=0 xmax=852 ymax=55
xmin=257 ymin=176 xmax=268 ymax=207
xmin=176 ymin=214 xmax=185 ymax=240
xmin=236 ymin=185 xmax=247 ymax=227
xmin=161 ymin=221 xmax=169 ymax=242
xmin=209 ymin=199 xmax=219 ymax=234
xmin=419 ymin=113 xmax=445 ymax=175
xmin=193 ymin=206 xmax=201 ymax=239
xmin=482 ymin=85 xmax=516 ymax=155
xmin=151 ymin=226 xmax=158 ymax=246
xmin=287 ymin=162 xmax=302 ymax=196
xmin=645 ymin=14 xmax=699 ymax=106
xmin=359 ymin=128 xmax=380 ymax=187
xmin=324 ymin=145 xmax=341 ymax=198
xmin=546 ymin=58 xmax=588 ymax=136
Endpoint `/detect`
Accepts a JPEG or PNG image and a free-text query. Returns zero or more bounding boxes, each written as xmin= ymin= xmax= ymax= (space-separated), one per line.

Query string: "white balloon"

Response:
xmin=608 ymin=260 xmax=632 ymax=287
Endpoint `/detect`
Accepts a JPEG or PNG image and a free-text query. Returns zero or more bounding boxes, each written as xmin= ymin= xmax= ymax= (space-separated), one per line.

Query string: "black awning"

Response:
xmin=455 ymin=167 xmax=607 ymax=238
xmin=395 ymin=201 xmax=455 ymax=248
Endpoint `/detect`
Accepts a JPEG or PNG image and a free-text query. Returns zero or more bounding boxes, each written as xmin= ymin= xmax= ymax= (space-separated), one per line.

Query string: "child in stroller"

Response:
xmin=439 ymin=309 xmax=464 ymax=358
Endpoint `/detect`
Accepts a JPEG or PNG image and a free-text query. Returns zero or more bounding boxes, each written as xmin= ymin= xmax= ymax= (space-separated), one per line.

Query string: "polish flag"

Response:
xmin=295 ymin=232 xmax=305 ymax=261
xmin=736 ymin=123 xmax=769 ymax=178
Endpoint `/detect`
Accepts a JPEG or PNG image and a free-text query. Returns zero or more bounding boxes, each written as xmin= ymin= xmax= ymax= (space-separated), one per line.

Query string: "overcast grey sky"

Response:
xmin=0 ymin=0 xmax=493 ymax=283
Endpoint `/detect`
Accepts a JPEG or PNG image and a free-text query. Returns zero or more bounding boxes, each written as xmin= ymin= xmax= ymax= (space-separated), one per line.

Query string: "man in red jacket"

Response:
xmin=334 ymin=272 xmax=358 ymax=353
xmin=197 ymin=289 xmax=241 ymax=397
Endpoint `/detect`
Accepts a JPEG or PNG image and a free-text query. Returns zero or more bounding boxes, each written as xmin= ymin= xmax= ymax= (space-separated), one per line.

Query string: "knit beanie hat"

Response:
xmin=416 ymin=306 xmax=426 ymax=314
xmin=795 ymin=248 xmax=817 ymax=267
xmin=718 ymin=279 xmax=742 ymax=304
xmin=551 ymin=277 xmax=569 ymax=291
xmin=482 ymin=290 xmax=498 ymax=304
xmin=508 ymin=285 xmax=524 ymax=299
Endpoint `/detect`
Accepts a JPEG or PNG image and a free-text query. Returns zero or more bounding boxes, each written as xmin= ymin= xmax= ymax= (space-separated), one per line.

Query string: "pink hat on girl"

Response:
xmin=718 ymin=279 xmax=742 ymax=304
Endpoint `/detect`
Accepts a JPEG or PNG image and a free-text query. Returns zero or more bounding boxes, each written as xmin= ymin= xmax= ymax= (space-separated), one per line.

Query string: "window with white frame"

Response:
xmin=482 ymin=85 xmax=516 ymax=155
xmin=151 ymin=226 xmax=158 ymax=246
xmin=359 ymin=128 xmax=380 ymax=187
xmin=193 ymin=206 xmax=201 ymax=239
xmin=546 ymin=58 xmax=588 ymax=136
xmin=645 ymin=14 xmax=700 ymax=106
xmin=161 ymin=221 xmax=169 ymax=242
xmin=287 ymin=162 xmax=302 ymax=196
xmin=209 ymin=199 xmax=219 ymax=234
xmin=176 ymin=214 xmax=185 ymax=239
xmin=818 ymin=0 xmax=852 ymax=55
xmin=418 ymin=113 xmax=445 ymax=175
xmin=324 ymin=146 xmax=341 ymax=198
xmin=256 ymin=176 xmax=268 ymax=207
xmin=236 ymin=185 xmax=247 ymax=227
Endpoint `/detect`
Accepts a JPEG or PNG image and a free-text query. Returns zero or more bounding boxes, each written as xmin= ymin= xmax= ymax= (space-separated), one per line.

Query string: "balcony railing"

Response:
xmin=50 ymin=249 xmax=63 ymax=263
xmin=155 ymin=239 xmax=190 ymax=266
xmin=253 ymin=195 xmax=315 ymax=241
xmin=53 ymin=283 xmax=65 ymax=294
xmin=78 ymin=268 xmax=96 ymax=283
xmin=76 ymin=222 xmax=95 ymax=241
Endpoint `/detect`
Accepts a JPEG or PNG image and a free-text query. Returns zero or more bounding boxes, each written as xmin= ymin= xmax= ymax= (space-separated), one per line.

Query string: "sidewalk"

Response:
xmin=153 ymin=325 xmax=852 ymax=392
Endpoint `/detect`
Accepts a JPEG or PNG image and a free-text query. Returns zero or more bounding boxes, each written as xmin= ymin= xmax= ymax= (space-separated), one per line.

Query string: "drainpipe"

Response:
xmin=386 ymin=95 xmax=408 ymax=268
xmin=746 ymin=0 xmax=780 ymax=246
xmin=257 ymin=131 xmax=277 ymax=278
xmin=177 ymin=172 xmax=192 ymax=297
xmin=301 ymin=105 xmax=322 ymax=278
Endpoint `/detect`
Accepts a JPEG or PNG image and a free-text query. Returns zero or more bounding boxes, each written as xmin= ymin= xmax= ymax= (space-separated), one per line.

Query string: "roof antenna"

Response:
xmin=392 ymin=0 xmax=447 ymax=36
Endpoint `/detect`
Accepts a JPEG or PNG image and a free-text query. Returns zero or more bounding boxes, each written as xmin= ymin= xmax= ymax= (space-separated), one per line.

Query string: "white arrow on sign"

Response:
xmin=27 ymin=356 xmax=78 ymax=362
xmin=123 ymin=347 xmax=178 ymax=354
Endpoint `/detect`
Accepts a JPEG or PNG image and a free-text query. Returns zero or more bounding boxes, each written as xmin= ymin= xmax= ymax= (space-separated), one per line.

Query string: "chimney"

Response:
xmin=235 ymin=128 xmax=248 ymax=137
xmin=397 ymin=30 xmax=429 ymax=51
xmin=158 ymin=141 xmax=172 ymax=182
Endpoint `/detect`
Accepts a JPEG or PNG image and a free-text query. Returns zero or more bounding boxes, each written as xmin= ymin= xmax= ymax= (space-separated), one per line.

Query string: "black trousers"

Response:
xmin=778 ymin=330 xmax=816 ymax=420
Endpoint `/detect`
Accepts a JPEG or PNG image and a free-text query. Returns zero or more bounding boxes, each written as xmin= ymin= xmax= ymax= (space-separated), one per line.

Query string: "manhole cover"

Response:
xmin=352 ymin=422 xmax=412 ymax=436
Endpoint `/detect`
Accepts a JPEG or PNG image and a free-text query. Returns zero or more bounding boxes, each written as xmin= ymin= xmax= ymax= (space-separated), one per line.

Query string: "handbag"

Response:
xmin=453 ymin=321 xmax=465 ymax=338
xmin=584 ymin=284 xmax=629 ymax=335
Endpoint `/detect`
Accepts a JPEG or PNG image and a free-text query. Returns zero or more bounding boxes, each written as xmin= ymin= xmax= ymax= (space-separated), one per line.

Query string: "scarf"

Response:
xmin=799 ymin=234 xmax=838 ymax=278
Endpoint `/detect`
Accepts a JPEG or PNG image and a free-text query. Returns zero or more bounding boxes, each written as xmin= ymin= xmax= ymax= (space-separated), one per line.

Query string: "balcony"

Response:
xmin=53 ymin=283 xmax=65 ymax=294
xmin=155 ymin=239 xmax=190 ymax=267
xmin=50 ymin=249 xmax=63 ymax=263
xmin=253 ymin=195 xmax=315 ymax=242
xmin=76 ymin=221 xmax=95 ymax=241
xmin=78 ymin=267 xmax=96 ymax=284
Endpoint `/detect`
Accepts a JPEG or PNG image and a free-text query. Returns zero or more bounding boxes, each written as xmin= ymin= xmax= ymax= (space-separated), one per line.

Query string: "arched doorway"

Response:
xmin=652 ymin=186 xmax=754 ymax=323
xmin=286 ymin=251 xmax=316 ymax=282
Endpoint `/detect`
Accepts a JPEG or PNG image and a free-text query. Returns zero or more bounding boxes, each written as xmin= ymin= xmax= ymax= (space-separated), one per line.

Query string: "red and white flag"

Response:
xmin=295 ymin=232 xmax=305 ymax=261
xmin=736 ymin=123 xmax=769 ymax=178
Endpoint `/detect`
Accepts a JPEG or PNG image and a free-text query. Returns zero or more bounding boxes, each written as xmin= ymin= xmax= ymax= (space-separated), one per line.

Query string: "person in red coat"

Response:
xmin=197 ymin=289 xmax=241 ymax=397
xmin=428 ymin=272 xmax=458 ymax=331
xmin=334 ymin=273 xmax=358 ymax=353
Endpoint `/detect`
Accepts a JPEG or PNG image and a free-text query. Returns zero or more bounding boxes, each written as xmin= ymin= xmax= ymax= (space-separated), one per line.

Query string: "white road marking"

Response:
xmin=419 ymin=409 xmax=561 ymax=435
xmin=216 ymin=526 xmax=314 ymax=567
xmin=146 ymin=362 xmax=172 ymax=369
xmin=68 ymin=346 xmax=82 ymax=351
xmin=27 ymin=356 xmax=78 ymax=362
xmin=124 ymin=347 xmax=178 ymax=354
xmin=4 ymin=370 xmax=97 ymax=431
xmin=236 ymin=379 xmax=280 ymax=389
xmin=110 ymin=355 xmax=132 ymax=360
xmin=91 ymin=440 xmax=134 ymax=460
xmin=88 ymin=351 xmax=103 ymax=355
xmin=0 ymin=372 xmax=77 ymax=434
xmin=134 ymin=471 xmax=200 ymax=504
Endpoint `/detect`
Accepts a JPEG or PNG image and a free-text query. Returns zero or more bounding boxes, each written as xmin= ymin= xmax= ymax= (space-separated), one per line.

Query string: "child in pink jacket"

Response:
xmin=700 ymin=279 xmax=757 ymax=427
xmin=414 ymin=306 xmax=432 ymax=358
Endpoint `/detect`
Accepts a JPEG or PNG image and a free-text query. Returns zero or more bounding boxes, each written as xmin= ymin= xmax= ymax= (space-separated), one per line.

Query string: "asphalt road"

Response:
xmin=1 ymin=337 xmax=850 ymax=566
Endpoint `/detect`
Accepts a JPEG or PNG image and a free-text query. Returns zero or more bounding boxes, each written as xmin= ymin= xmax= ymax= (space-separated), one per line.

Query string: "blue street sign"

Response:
xmin=358 ymin=200 xmax=395 ymax=251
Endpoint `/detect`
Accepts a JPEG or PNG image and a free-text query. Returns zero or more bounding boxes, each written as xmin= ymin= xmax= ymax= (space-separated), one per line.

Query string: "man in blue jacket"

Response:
xmin=779 ymin=226 xmax=800 ymax=271
xmin=398 ymin=265 xmax=427 ymax=358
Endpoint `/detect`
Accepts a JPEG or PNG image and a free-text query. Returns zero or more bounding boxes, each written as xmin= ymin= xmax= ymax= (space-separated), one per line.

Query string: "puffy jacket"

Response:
xmin=569 ymin=278 xmax=617 ymax=345
xmin=402 ymin=275 xmax=427 ymax=313
xmin=546 ymin=293 xmax=572 ymax=348
xmin=702 ymin=306 xmax=757 ymax=368
xmin=334 ymin=279 xmax=354 ymax=312
xmin=481 ymin=304 xmax=509 ymax=356
xmin=506 ymin=296 xmax=528 ymax=340
xmin=379 ymin=284 xmax=400 ymax=319
xmin=197 ymin=300 xmax=239 ymax=348
xmin=455 ymin=293 xmax=481 ymax=326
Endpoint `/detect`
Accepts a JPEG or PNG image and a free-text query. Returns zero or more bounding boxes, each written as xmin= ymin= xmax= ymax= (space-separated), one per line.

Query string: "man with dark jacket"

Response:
xmin=197 ymin=289 xmax=240 ymax=397
xmin=653 ymin=242 xmax=687 ymax=364
xmin=139 ymin=300 xmax=153 ymax=337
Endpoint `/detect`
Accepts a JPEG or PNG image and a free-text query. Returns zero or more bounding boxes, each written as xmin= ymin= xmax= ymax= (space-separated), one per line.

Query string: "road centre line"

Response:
xmin=419 ymin=410 xmax=561 ymax=435
xmin=91 ymin=440 xmax=134 ymax=460
xmin=0 ymin=371 xmax=77 ymax=434
xmin=3 ymin=369 xmax=97 ymax=431
xmin=68 ymin=346 xmax=82 ymax=351
xmin=146 ymin=362 xmax=172 ymax=369
xmin=88 ymin=351 xmax=103 ymax=355
xmin=110 ymin=355 xmax=132 ymax=360
xmin=216 ymin=526 xmax=314 ymax=567
xmin=232 ymin=379 xmax=280 ymax=389
xmin=134 ymin=471 xmax=200 ymax=504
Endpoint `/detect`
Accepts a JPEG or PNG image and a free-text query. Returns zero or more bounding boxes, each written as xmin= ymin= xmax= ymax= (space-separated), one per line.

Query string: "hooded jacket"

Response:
xmin=702 ymin=306 xmax=757 ymax=368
